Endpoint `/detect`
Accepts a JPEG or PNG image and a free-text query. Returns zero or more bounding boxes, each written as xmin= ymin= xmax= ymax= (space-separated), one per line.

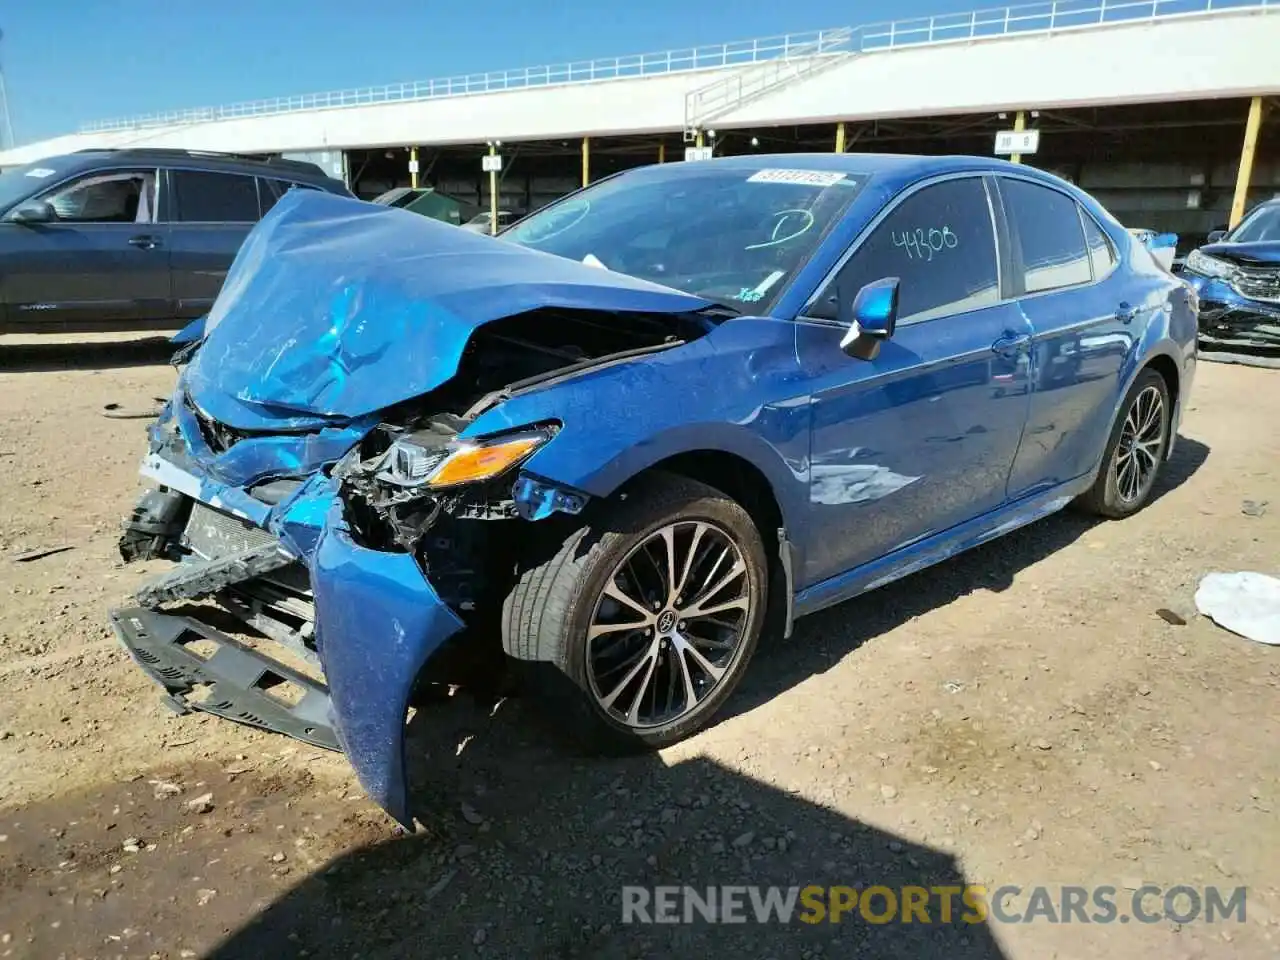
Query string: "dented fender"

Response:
xmin=462 ymin=316 xmax=813 ymax=548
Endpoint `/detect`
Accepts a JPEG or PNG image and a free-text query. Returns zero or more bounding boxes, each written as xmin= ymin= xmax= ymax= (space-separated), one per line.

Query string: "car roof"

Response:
xmin=35 ymin=149 xmax=334 ymax=183
xmin=622 ymin=152 xmax=1066 ymax=191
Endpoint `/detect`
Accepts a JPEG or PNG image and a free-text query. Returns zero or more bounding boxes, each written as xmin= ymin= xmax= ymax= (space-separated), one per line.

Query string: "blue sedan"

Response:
xmin=113 ymin=154 xmax=1197 ymax=825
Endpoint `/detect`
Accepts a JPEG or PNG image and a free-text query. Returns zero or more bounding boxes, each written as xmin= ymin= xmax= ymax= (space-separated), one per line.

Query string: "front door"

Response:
xmin=796 ymin=175 xmax=1033 ymax=588
xmin=0 ymin=169 xmax=171 ymax=327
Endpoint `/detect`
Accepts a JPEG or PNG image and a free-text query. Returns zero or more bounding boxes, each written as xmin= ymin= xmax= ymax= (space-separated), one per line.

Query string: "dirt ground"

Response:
xmin=0 ymin=333 xmax=1277 ymax=960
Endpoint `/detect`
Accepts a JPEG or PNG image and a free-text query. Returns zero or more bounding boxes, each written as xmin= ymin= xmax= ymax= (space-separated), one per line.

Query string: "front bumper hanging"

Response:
xmin=110 ymin=606 xmax=338 ymax=751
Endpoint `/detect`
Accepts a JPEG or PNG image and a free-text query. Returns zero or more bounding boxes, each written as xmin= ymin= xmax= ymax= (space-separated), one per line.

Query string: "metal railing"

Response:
xmin=684 ymin=28 xmax=855 ymax=135
xmin=81 ymin=0 xmax=1275 ymax=133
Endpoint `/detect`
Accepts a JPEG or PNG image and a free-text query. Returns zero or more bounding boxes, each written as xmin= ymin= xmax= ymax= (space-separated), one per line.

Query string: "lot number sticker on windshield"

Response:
xmin=747 ymin=169 xmax=848 ymax=187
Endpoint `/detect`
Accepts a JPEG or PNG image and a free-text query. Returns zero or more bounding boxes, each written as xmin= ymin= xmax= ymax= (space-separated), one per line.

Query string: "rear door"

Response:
xmin=997 ymin=175 xmax=1134 ymax=499
xmin=0 ymin=168 xmax=170 ymax=327
xmin=164 ymin=168 xmax=263 ymax=319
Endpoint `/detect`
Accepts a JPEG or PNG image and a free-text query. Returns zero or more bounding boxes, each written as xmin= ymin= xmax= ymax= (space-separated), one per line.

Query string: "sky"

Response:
xmin=1 ymin=0 xmax=979 ymax=145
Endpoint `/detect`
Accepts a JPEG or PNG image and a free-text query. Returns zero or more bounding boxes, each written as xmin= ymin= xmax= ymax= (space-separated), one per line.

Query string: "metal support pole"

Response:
xmin=1230 ymin=96 xmax=1265 ymax=229
xmin=658 ymin=141 xmax=666 ymax=164
xmin=696 ymin=130 xmax=704 ymax=148
xmin=488 ymin=143 xmax=498 ymax=236
xmin=582 ymin=136 xmax=590 ymax=188
xmin=1010 ymin=110 xmax=1027 ymax=165
xmin=409 ymin=146 xmax=419 ymax=189
xmin=835 ymin=121 xmax=846 ymax=153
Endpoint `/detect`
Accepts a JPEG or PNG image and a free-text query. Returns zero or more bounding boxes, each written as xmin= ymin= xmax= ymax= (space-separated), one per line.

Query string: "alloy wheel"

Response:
xmin=585 ymin=520 xmax=755 ymax=729
xmin=1113 ymin=384 xmax=1166 ymax=504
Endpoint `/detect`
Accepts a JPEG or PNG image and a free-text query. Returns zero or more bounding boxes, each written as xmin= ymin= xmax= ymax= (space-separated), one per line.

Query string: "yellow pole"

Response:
xmin=696 ymin=130 xmax=704 ymax=149
xmin=658 ymin=141 xmax=666 ymax=164
xmin=488 ymin=143 xmax=498 ymax=236
xmin=582 ymin=136 xmax=590 ymax=188
xmin=835 ymin=121 xmax=846 ymax=154
xmin=409 ymin=146 xmax=419 ymax=189
xmin=1010 ymin=110 xmax=1026 ymax=165
xmin=1230 ymin=96 xmax=1265 ymax=229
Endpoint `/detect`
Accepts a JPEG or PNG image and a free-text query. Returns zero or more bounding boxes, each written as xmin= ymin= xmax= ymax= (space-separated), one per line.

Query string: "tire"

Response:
xmin=1076 ymin=367 xmax=1172 ymax=519
xmin=502 ymin=472 xmax=768 ymax=750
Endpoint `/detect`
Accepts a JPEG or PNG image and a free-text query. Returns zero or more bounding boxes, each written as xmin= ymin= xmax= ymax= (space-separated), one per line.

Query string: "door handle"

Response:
xmin=1116 ymin=301 xmax=1136 ymax=324
xmin=128 ymin=235 xmax=161 ymax=250
xmin=991 ymin=332 xmax=1032 ymax=357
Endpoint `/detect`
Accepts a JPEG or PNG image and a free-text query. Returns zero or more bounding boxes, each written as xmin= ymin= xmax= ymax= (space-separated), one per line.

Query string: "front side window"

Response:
xmin=504 ymin=165 xmax=867 ymax=311
xmin=814 ymin=176 xmax=1000 ymax=324
xmin=1001 ymin=178 xmax=1091 ymax=294
xmin=170 ymin=170 xmax=261 ymax=223
xmin=41 ymin=171 xmax=156 ymax=224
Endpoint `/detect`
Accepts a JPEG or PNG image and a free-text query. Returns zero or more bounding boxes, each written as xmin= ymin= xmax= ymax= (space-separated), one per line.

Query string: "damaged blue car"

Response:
xmin=112 ymin=154 xmax=1196 ymax=826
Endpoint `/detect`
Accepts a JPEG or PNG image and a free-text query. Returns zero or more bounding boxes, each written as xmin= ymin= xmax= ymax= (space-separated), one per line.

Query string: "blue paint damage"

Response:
xmin=311 ymin=508 xmax=466 ymax=828
xmin=181 ymin=188 xmax=711 ymax=431
xmin=116 ymin=156 xmax=1200 ymax=827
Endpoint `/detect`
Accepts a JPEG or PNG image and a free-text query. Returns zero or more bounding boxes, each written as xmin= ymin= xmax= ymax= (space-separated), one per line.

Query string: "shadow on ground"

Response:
xmin=208 ymin=752 xmax=1007 ymax=959
xmin=204 ymin=440 xmax=1211 ymax=959
xmin=726 ymin=435 xmax=1209 ymax=720
xmin=0 ymin=335 xmax=175 ymax=372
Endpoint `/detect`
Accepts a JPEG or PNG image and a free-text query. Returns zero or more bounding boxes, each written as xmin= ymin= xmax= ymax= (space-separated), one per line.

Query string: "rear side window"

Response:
xmin=258 ymin=178 xmax=319 ymax=216
xmin=1080 ymin=211 xmax=1117 ymax=278
xmin=1000 ymin=178 xmax=1092 ymax=294
xmin=171 ymin=170 xmax=260 ymax=223
xmin=818 ymin=176 xmax=999 ymax=324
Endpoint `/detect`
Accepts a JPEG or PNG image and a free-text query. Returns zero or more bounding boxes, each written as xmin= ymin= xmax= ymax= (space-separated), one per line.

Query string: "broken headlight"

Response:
xmin=375 ymin=428 xmax=554 ymax=491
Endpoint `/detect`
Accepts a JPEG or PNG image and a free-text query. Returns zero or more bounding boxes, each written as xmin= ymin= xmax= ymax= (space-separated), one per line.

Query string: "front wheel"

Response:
xmin=502 ymin=474 xmax=768 ymax=750
xmin=1077 ymin=367 xmax=1171 ymax=518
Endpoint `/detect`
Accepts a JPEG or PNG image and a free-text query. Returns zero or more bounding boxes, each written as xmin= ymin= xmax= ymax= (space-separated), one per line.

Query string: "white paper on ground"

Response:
xmin=1194 ymin=571 xmax=1280 ymax=645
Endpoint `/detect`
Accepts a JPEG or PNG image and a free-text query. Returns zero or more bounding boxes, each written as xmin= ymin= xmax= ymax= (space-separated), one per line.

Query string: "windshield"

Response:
xmin=1230 ymin=204 xmax=1280 ymax=243
xmin=0 ymin=161 xmax=68 ymax=213
xmin=503 ymin=165 xmax=866 ymax=310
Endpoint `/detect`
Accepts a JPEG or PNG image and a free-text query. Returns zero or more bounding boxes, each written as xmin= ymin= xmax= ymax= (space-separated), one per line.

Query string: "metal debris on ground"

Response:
xmin=1242 ymin=500 xmax=1269 ymax=517
xmin=12 ymin=545 xmax=73 ymax=563
xmin=101 ymin=400 xmax=166 ymax=420
xmin=1195 ymin=572 xmax=1280 ymax=646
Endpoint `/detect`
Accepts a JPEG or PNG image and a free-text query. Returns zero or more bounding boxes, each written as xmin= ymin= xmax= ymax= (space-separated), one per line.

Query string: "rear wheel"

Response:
xmin=503 ymin=474 xmax=768 ymax=749
xmin=1077 ymin=367 xmax=1171 ymax=518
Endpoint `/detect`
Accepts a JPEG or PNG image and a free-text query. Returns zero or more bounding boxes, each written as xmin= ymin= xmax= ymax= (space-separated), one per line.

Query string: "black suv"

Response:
xmin=0 ymin=148 xmax=352 ymax=333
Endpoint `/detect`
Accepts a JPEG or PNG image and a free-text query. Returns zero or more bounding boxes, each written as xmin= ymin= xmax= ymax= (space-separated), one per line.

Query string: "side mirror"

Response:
xmin=1205 ymin=229 xmax=1227 ymax=244
xmin=10 ymin=200 xmax=55 ymax=224
xmin=840 ymin=277 xmax=900 ymax=361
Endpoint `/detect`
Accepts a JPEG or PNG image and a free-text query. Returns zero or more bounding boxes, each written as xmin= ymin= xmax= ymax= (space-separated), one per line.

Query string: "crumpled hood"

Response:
xmin=1200 ymin=240 xmax=1280 ymax=266
xmin=184 ymin=190 xmax=711 ymax=430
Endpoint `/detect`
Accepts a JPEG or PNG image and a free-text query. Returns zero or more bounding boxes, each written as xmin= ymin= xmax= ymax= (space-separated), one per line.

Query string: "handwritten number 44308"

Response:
xmin=892 ymin=226 xmax=958 ymax=261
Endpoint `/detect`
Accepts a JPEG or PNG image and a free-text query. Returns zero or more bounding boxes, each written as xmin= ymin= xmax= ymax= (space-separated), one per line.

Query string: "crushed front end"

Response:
xmin=112 ymin=358 xmax=597 ymax=826
xmin=1183 ymin=248 xmax=1280 ymax=352
xmin=112 ymin=390 xmax=373 ymax=755
xmin=109 ymin=187 xmax=714 ymax=826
